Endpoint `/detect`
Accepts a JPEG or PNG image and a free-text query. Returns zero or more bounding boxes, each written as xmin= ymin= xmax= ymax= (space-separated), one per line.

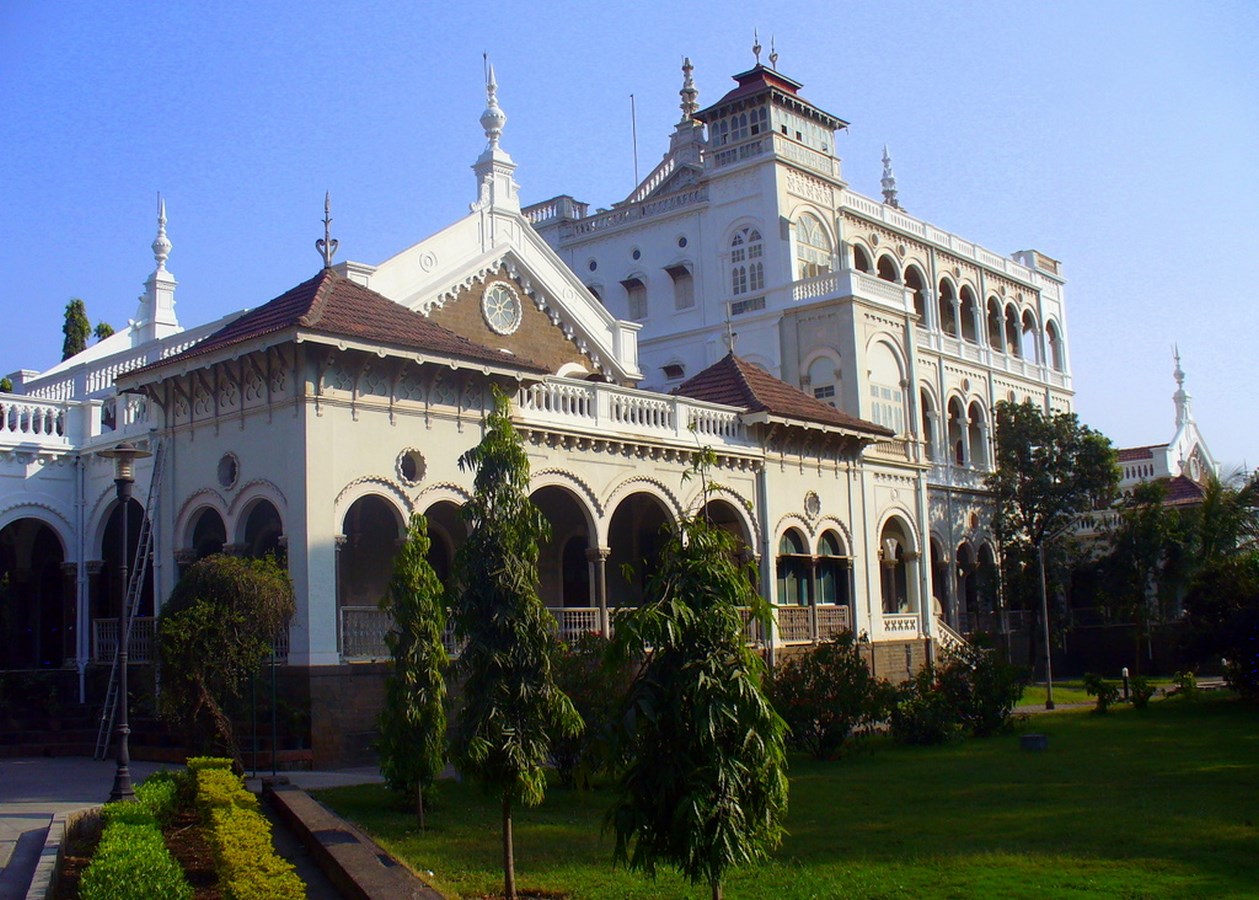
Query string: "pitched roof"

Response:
xmin=136 ymin=268 xmax=547 ymax=375
xmin=1117 ymin=445 xmax=1160 ymax=462
xmin=1163 ymin=475 xmax=1206 ymax=506
xmin=675 ymin=354 xmax=892 ymax=436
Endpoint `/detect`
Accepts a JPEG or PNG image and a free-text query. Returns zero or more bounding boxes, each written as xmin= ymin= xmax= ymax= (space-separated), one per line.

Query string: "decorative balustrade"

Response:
xmin=549 ymin=607 xmax=601 ymax=642
xmin=882 ymin=613 xmax=920 ymax=635
xmin=627 ymin=156 xmax=677 ymax=204
xmin=867 ymin=438 xmax=916 ymax=464
xmin=776 ymin=605 xmax=812 ymax=643
xmin=92 ymin=617 xmax=156 ymax=664
xmin=340 ymin=605 xmax=390 ymax=660
xmin=0 ymin=397 xmax=68 ymax=445
xmin=522 ymin=195 xmax=589 ymax=225
xmin=737 ymin=607 xmax=763 ymax=645
xmin=815 ymin=605 xmax=850 ymax=640
xmin=933 ymin=617 xmax=966 ymax=653
xmin=561 ymin=187 xmax=708 ymax=238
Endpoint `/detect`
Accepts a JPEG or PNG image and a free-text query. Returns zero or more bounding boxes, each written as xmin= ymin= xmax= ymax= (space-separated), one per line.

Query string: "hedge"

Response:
xmin=82 ymin=779 xmax=192 ymax=900
xmin=192 ymin=758 xmax=304 ymax=900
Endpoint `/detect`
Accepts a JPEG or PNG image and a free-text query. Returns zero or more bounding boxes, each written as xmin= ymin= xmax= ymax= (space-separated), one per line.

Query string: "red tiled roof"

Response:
xmin=1117 ymin=445 xmax=1159 ymax=462
xmin=134 ymin=268 xmax=548 ymax=376
xmin=695 ymin=65 xmax=847 ymax=130
xmin=675 ymin=354 xmax=892 ymax=436
xmin=1164 ymin=475 xmax=1206 ymax=506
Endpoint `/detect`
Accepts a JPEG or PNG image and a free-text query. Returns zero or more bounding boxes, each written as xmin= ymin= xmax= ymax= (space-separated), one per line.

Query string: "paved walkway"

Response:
xmin=0 ymin=757 xmax=382 ymax=900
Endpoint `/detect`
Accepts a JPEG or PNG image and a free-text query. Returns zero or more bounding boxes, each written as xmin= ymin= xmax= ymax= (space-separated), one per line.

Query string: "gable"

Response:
xmin=425 ymin=267 xmax=600 ymax=379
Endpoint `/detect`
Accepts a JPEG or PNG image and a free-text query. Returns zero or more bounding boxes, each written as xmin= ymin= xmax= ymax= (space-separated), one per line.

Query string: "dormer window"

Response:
xmin=621 ymin=277 xmax=647 ymax=320
xmin=662 ymin=363 xmax=685 ymax=381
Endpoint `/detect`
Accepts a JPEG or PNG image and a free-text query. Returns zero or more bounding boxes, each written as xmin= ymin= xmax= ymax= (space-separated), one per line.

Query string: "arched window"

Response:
xmin=816 ymin=530 xmax=851 ymax=609
xmin=1021 ymin=310 xmax=1040 ymax=364
xmin=730 ymin=227 xmax=764 ymax=296
xmin=1046 ymin=321 xmax=1064 ymax=371
xmin=967 ymin=401 xmax=988 ymax=468
xmin=905 ymin=266 xmax=926 ymax=320
xmin=807 ymin=356 xmax=838 ymax=406
xmin=1004 ymin=304 xmax=1021 ymax=356
xmin=867 ymin=342 xmax=905 ymax=434
xmin=876 ymin=255 xmax=900 ymax=284
xmin=947 ymin=397 xmax=966 ymax=466
xmin=920 ymin=388 xmax=937 ymax=461
xmin=776 ymin=529 xmax=810 ymax=607
xmin=986 ymin=297 xmax=1003 ymax=348
xmin=621 ymin=277 xmax=647 ymax=320
xmin=796 ymin=214 xmax=831 ymax=279
xmin=959 ymin=286 xmax=979 ymax=343
xmin=938 ymin=280 xmax=958 ymax=336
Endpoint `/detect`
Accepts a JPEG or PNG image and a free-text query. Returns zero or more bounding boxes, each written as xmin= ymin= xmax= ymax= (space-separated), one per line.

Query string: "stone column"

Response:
xmin=588 ymin=547 xmax=610 ymax=637
xmin=333 ymin=535 xmax=347 ymax=655
xmin=60 ymin=561 xmax=78 ymax=667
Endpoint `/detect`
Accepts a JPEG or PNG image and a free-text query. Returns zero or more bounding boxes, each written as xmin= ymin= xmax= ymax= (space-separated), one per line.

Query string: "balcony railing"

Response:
xmin=882 ymin=613 xmax=920 ymax=636
xmin=92 ymin=617 xmax=156 ymax=664
xmin=816 ymin=605 xmax=850 ymax=640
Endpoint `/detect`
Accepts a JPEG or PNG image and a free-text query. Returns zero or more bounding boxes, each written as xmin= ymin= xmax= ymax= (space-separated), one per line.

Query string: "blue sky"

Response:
xmin=2 ymin=1 xmax=1256 ymax=470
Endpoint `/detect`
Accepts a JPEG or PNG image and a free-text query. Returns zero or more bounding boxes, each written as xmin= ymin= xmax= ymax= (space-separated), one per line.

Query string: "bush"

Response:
xmin=1129 ymin=674 xmax=1157 ymax=709
xmin=134 ymin=770 xmax=181 ymax=825
xmin=193 ymin=761 xmax=304 ymax=900
xmin=935 ymin=639 xmax=1027 ymax=737
xmin=1173 ymin=669 xmax=1200 ymax=701
xmin=81 ymin=816 xmax=191 ymax=900
xmin=769 ymin=631 xmax=885 ymax=760
xmin=1082 ymin=673 xmax=1120 ymax=713
xmin=550 ymin=631 xmax=630 ymax=786
xmin=889 ymin=666 xmax=963 ymax=745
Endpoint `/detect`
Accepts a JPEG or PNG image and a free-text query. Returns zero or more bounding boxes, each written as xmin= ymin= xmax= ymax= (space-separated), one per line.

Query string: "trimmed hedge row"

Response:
xmin=192 ymin=758 xmax=304 ymax=900
xmin=80 ymin=775 xmax=192 ymax=900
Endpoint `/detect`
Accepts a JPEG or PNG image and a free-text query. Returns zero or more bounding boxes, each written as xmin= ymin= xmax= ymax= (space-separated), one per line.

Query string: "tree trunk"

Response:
xmin=711 ymin=877 xmax=722 ymax=900
xmin=416 ymin=782 xmax=426 ymax=833
xmin=502 ymin=794 xmax=516 ymax=900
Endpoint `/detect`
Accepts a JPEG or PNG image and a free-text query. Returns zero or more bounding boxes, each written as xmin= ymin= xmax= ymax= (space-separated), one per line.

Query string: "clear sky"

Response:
xmin=2 ymin=1 xmax=1256 ymax=470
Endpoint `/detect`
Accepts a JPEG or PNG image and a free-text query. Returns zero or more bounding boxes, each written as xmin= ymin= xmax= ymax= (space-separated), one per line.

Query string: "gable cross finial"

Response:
xmin=724 ymin=312 xmax=738 ymax=353
xmin=317 ymin=191 xmax=338 ymax=269
xmin=679 ymin=56 xmax=699 ymax=119
xmin=752 ymin=30 xmax=762 ymax=66
xmin=881 ymin=145 xmax=900 ymax=208
xmin=152 ymin=192 xmax=171 ymax=272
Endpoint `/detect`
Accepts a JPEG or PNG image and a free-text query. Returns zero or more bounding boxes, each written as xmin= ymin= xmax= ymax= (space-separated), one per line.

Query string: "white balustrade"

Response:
xmin=882 ymin=613 xmax=920 ymax=635
xmin=548 ymin=607 xmax=601 ymax=642
xmin=0 ymin=396 xmax=69 ymax=446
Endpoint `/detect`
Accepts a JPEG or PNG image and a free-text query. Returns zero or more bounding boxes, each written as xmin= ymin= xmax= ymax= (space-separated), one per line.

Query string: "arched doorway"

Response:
xmin=606 ymin=492 xmax=671 ymax=610
xmin=189 ymin=508 xmax=227 ymax=561
xmin=421 ymin=500 xmax=465 ymax=587
xmin=532 ymin=486 xmax=593 ymax=610
xmin=338 ymin=495 xmax=404 ymax=659
xmin=878 ymin=518 xmax=917 ymax=616
xmin=241 ymin=500 xmax=283 ymax=560
xmin=0 ymin=518 xmax=68 ymax=669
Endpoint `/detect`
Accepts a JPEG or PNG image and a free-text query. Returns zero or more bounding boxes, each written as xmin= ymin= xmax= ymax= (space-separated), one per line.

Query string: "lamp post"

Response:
xmin=99 ymin=440 xmax=150 ymax=802
xmin=1037 ymin=541 xmax=1055 ymax=710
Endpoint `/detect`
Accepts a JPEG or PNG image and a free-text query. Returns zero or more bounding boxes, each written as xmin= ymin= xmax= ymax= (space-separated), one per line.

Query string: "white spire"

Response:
xmin=679 ymin=57 xmax=699 ymax=120
xmin=881 ymin=145 xmax=900 ymax=208
xmin=472 ymin=55 xmax=521 ymax=214
xmin=132 ymin=193 xmax=179 ymax=344
xmin=1173 ymin=345 xmax=1193 ymax=428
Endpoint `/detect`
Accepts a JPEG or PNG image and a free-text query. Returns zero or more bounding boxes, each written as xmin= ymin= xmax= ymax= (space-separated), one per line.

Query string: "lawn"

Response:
xmin=316 ymin=695 xmax=1259 ymax=899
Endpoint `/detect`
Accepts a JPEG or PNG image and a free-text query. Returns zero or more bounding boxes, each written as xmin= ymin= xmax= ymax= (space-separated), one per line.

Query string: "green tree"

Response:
xmin=0 ymin=376 xmax=12 ymax=393
xmin=377 ymin=513 xmax=448 ymax=831
xmin=61 ymin=298 xmax=91 ymax=360
xmin=450 ymin=386 xmax=581 ymax=900
xmin=155 ymin=555 xmax=294 ymax=770
xmin=94 ymin=321 xmax=115 ymax=341
xmin=987 ymin=401 xmax=1118 ymax=670
xmin=608 ymin=452 xmax=788 ymax=900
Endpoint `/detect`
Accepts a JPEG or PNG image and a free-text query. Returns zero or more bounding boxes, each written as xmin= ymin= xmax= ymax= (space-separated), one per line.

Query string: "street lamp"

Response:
xmin=1037 ymin=541 xmax=1055 ymax=710
xmin=99 ymin=440 xmax=151 ymax=802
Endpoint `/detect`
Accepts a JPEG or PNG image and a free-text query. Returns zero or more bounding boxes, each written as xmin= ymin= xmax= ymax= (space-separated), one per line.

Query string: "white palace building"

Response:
xmin=0 ymin=53 xmax=1074 ymax=764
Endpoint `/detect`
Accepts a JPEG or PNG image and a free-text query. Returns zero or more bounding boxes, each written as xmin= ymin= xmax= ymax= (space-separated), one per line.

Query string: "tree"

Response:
xmin=987 ymin=400 xmax=1118 ymax=671
xmin=608 ymin=452 xmax=788 ymax=900
xmin=61 ymin=298 xmax=91 ymax=360
xmin=450 ymin=386 xmax=581 ymax=900
xmin=377 ymin=513 xmax=448 ymax=831
xmin=0 ymin=377 xmax=12 ymax=393
xmin=155 ymin=555 xmax=294 ymax=770
xmin=94 ymin=321 xmax=115 ymax=341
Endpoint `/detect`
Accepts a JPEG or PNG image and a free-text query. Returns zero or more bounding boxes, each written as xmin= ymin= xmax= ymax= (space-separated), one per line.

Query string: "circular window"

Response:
xmin=677 ymin=235 xmax=688 ymax=248
xmin=631 ymin=248 xmax=641 ymax=261
xmin=217 ymin=453 xmax=239 ymax=489
xmin=397 ymin=449 xmax=426 ymax=486
xmin=482 ymin=282 xmax=523 ymax=335
xmin=588 ymin=259 xmax=598 ymax=272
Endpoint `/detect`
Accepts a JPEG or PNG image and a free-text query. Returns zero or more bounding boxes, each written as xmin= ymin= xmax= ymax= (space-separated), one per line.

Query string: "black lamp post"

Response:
xmin=100 ymin=440 xmax=150 ymax=802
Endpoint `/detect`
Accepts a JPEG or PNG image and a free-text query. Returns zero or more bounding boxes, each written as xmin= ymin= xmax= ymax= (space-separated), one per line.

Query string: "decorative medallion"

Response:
xmin=804 ymin=490 xmax=821 ymax=519
xmin=482 ymin=282 xmax=523 ymax=335
xmin=418 ymin=251 xmax=438 ymax=272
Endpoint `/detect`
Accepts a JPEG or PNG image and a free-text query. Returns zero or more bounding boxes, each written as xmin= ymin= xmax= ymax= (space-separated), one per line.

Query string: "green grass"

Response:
xmin=1017 ymin=678 xmax=1178 ymax=706
xmin=317 ymin=695 xmax=1259 ymax=899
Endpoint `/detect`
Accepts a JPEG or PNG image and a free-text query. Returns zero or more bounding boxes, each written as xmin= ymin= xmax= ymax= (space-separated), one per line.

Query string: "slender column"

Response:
xmin=587 ymin=547 xmax=610 ymax=637
xmin=960 ymin=416 xmax=973 ymax=468
xmin=60 ymin=562 xmax=79 ymax=667
xmin=334 ymin=535 xmax=347 ymax=655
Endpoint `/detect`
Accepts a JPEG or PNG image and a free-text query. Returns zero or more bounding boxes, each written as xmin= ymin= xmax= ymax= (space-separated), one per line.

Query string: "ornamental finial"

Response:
xmin=480 ymin=54 xmax=507 ymax=150
xmin=679 ymin=57 xmax=699 ymax=119
xmin=881 ymin=145 xmax=900 ymax=208
xmin=1172 ymin=344 xmax=1193 ymax=427
xmin=752 ymin=30 xmax=762 ymax=66
xmin=152 ymin=193 xmax=171 ymax=271
xmin=317 ymin=192 xmax=338 ymax=269
xmin=769 ymin=36 xmax=779 ymax=70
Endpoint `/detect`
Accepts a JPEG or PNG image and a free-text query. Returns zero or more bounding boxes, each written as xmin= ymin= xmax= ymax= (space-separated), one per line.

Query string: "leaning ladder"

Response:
xmin=93 ymin=439 xmax=165 ymax=761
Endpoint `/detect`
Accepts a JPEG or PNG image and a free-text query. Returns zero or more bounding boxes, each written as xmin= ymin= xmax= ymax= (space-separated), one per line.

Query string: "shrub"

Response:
xmin=1129 ymin=674 xmax=1157 ymax=709
xmin=935 ymin=638 xmax=1027 ymax=737
xmin=134 ymin=770 xmax=180 ymax=825
xmin=193 ymin=761 xmax=304 ymax=900
xmin=769 ymin=631 xmax=885 ymax=760
xmin=81 ymin=816 xmax=191 ymax=900
xmin=1173 ymin=669 xmax=1200 ymax=701
xmin=550 ymin=631 xmax=632 ymax=786
xmin=889 ymin=666 xmax=963 ymax=745
xmin=1082 ymin=672 xmax=1120 ymax=713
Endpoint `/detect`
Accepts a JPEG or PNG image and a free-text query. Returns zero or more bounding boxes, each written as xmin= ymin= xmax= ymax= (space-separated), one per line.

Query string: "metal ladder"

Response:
xmin=93 ymin=438 xmax=165 ymax=760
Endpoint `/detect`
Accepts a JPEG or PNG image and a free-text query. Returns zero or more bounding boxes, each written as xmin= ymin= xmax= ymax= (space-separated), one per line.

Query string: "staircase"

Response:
xmin=93 ymin=439 xmax=165 ymax=761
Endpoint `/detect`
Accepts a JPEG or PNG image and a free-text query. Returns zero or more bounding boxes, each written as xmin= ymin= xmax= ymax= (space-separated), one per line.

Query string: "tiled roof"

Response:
xmin=1164 ymin=475 xmax=1206 ymax=505
xmin=135 ymin=268 xmax=547 ymax=375
xmin=675 ymin=353 xmax=892 ymax=436
xmin=1117 ymin=445 xmax=1160 ymax=462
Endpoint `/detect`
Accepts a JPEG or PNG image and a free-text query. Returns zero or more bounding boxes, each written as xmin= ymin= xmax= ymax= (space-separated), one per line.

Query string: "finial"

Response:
xmin=724 ymin=313 xmax=738 ymax=353
xmin=1173 ymin=344 xmax=1184 ymax=386
xmin=752 ymin=30 xmax=762 ymax=66
xmin=679 ymin=56 xmax=699 ymax=119
xmin=152 ymin=193 xmax=172 ymax=271
xmin=1172 ymin=344 xmax=1193 ymax=428
xmin=769 ymin=36 xmax=779 ymax=70
xmin=317 ymin=192 xmax=338 ymax=269
xmin=881 ymin=145 xmax=900 ymax=208
xmin=480 ymin=54 xmax=507 ymax=150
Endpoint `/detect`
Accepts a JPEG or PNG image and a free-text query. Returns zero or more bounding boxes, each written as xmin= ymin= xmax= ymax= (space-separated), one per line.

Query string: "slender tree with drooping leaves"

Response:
xmin=377 ymin=512 xmax=448 ymax=831
xmin=61 ymin=298 xmax=91 ymax=360
xmin=608 ymin=447 xmax=788 ymax=900
xmin=94 ymin=321 xmax=115 ymax=341
xmin=450 ymin=385 xmax=582 ymax=900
